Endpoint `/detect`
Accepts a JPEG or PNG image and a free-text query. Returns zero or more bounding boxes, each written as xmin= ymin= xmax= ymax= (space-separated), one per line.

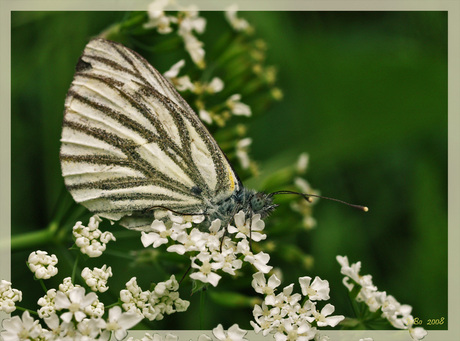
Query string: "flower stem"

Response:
xmin=105 ymin=302 xmax=121 ymax=309
xmin=71 ymin=253 xmax=80 ymax=283
xmin=200 ymin=287 xmax=207 ymax=330
xmin=10 ymin=221 xmax=59 ymax=251
xmin=39 ymin=279 xmax=47 ymax=293
xmin=15 ymin=306 xmax=39 ymax=316
xmin=179 ymin=265 xmax=192 ymax=285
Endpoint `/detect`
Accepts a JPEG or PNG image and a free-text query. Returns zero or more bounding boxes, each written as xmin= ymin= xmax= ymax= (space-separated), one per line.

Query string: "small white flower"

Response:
xmin=27 ymin=250 xmax=58 ymax=279
xmin=409 ymin=326 xmax=428 ymax=341
xmin=54 ymin=286 xmax=98 ymax=322
xmin=77 ymin=317 xmax=106 ymax=340
xmin=59 ymin=276 xmax=76 ymax=293
xmin=177 ymin=9 xmax=207 ymax=68
xmin=238 ymin=240 xmax=272 ymax=273
xmin=105 ymin=306 xmax=143 ymax=340
xmin=141 ymin=220 xmax=171 ymax=248
xmin=251 ymin=302 xmax=281 ymax=336
xmin=358 ymin=288 xmax=386 ymax=312
xmin=274 ymin=319 xmax=316 ymax=341
xmin=0 ymin=311 xmax=42 ymax=341
xmin=164 ymin=60 xmax=196 ymax=92
xmin=81 ymin=265 xmax=113 ymax=292
xmin=144 ymin=0 xmax=176 ymax=34
xmin=229 ymin=211 xmax=266 ymax=242
xmin=297 ymin=153 xmax=309 ymax=174
xmin=311 ymin=303 xmax=344 ymax=327
xmin=167 ymin=228 xmax=207 ymax=254
xmin=252 ymin=272 xmax=281 ymax=296
xmin=336 ymin=255 xmax=376 ymax=291
xmin=37 ymin=288 xmax=57 ymax=318
xmin=180 ymin=32 xmax=206 ymax=68
xmin=179 ymin=7 xmax=206 ymax=34
xmin=235 ymin=138 xmax=252 ymax=169
xmin=164 ymin=60 xmax=185 ymax=78
xmin=199 ymin=109 xmax=213 ymax=124
xmin=206 ymin=77 xmax=224 ymax=93
xmin=190 ymin=252 xmax=222 ymax=287
xmin=73 ymin=215 xmax=116 ymax=257
xmin=225 ymin=4 xmax=251 ymax=32
xmin=120 ymin=277 xmax=152 ymax=320
xmin=294 ymin=177 xmax=314 ymax=194
xmin=85 ymin=298 xmax=105 ymax=318
xmin=299 ymin=276 xmax=330 ymax=301
xmin=212 ymin=323 xmax=248 ymax=341
xmin=0 ymin=280 xmax=22 ymax=313
xmin=212 ymin=247 xmax=243 ymax=276
xmin=226 ymin=94 xmax=251 ymax=116
xmin=43 ymin=313 xmax=74 ymax=339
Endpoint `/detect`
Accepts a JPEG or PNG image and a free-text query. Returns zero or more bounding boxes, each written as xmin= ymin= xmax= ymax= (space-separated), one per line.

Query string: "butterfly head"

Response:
xmin=249 ymin=192 xmax=279 ymax=218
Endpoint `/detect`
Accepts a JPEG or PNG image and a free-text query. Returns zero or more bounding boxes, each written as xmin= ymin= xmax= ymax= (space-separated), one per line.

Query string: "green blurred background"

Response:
xmin=11 ymin=11 xmax=447 ymax=331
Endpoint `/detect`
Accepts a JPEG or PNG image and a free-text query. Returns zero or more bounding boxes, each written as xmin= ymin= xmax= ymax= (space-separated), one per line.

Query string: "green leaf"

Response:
xmin=208 ymin=290 xmax=260 ymax=308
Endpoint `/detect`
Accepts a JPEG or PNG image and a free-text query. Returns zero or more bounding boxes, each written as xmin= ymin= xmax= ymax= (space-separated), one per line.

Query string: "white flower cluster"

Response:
xmin=250 ymin=272 xmax=344 ymax=341
xmin=226 ymin=94 xmax=252 ymax=117
xmin=27 ymin=250 xmax=58 ymax=279
xmin=144 ymin=0 xmax=206 ymax=68
xmin=2 ymin=267 xmax=141 ymax=341
xmin=120 ymin=277 xmax=151 ymax=318
xmin=164 ymin=59 xmax=224 ymax=96
xmin=0 ymin=280 xmax=22 ymax=313
xmin=141 ymin=211 xmax=271 ymax=288
xmin=120 ymin=275 xmax=190 ymax=321
xmin=225 ymin=4 xmax=251 ymax=33
xmin=163 ymin=59 xmax=252 ymax=126
xmin=81 ymin=265 xmax=113 ymax=292
xmin=337 ymin=256 xmax=427 ymax=341
xmin=72 ymin=215 xmax=116 ymax=257
xmin=126 ymin=323 xmax=248 ymax=341
xmin=37 ymin=277 xmax=105 ymax=319
xmin=1 ymin=305 xmax=141 ymax=341
xmin=149 ymin=275 xmax=190 ymax=320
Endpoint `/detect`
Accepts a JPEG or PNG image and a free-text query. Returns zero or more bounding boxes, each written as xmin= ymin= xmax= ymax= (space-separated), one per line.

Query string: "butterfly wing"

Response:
xmin=60 ymin=38 xmax=240 ymax=230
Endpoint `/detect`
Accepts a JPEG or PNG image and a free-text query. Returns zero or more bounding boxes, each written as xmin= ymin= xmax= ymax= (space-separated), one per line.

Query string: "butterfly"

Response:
xmin=60 ymin=39 xmax=366 ymax=232
xmin=60 ymin=38 xmax=281 ymax=232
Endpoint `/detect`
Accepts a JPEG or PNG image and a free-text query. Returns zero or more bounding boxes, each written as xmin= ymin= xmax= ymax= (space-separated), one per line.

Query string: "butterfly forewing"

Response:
xmin=60 ymin=38 xmax=240 ymax=230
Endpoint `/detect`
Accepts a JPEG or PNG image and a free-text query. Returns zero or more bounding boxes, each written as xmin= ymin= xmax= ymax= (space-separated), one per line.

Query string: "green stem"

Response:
xmin=39 ymin=279 xmax=47 ymax=293
xmin=105 ymin=302 xmax=121 ymax=309
xmin=200 ymin=288 xmax=207 ymax=329
xmin=15 ymin=306 xmax=39 ymax=316
xmin=71 ymin=253 xmax=80 ymax=283
xmin=10 ymin=222 xmax=59 ymax=251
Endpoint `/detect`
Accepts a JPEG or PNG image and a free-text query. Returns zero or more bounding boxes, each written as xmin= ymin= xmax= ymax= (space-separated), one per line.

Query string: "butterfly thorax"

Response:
xmin=200 ymin=188 xmax=278 ymax=229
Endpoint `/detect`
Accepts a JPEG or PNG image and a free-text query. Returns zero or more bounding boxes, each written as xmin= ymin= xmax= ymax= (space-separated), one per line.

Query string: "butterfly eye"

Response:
xmin=250 ymin=193 xmax=266 ymax=212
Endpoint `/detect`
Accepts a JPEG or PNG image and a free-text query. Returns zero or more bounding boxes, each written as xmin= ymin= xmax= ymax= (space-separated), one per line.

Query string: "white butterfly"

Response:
xmin=60 ymin=38 xmax=279 ymax=231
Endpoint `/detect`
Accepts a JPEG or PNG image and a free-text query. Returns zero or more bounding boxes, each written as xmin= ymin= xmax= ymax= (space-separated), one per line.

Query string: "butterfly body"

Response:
xmin=199 ymin=188 xmax=277 ymax=229
xmin=60 ymin=38 xmax=277 ymax=232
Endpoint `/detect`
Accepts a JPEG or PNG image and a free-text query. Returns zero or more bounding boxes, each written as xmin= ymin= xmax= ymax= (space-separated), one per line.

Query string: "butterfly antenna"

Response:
xmin=269 ymin=190 xmax=369 ymax=212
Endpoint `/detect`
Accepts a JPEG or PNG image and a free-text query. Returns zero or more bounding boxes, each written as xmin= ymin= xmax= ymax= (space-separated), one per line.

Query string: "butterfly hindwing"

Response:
xmin=60 ymin=38 xmax=240 ymax=230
